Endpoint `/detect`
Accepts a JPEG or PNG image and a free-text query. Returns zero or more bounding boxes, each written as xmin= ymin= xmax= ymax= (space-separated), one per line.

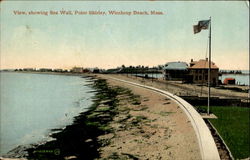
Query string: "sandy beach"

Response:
xmin=93 ymin=74 xmax=201 ymax=159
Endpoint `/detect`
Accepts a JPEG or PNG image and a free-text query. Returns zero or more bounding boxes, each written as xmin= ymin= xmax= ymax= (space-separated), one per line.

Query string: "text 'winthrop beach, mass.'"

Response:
xmin=107 ymin=10 xmax=164 ymax=15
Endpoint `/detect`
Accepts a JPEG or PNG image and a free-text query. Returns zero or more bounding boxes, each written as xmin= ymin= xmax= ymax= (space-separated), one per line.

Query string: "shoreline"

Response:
xmin=3 ymin=77 xmax=118 ymax=159
xmin=2 ymin=71 xmax=249 ymax=86
xmin=2 ymin=77 xmax=150 ymax=159
xmin=1 ymin=72 xmax=248 ymax=159
xmin=0 ymin=71 xmax=88 ymax=77
xmin=3 ymin=71 xmax=249 ymax=96
xmin=2 ymin=74 xmax=202 ymax=160
xmin=0 ymin=75 xmax=98 ymax=159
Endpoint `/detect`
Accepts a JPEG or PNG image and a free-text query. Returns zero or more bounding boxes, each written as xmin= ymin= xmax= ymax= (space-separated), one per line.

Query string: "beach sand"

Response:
xmin=95 ymin=74 xmax=201 ymax=159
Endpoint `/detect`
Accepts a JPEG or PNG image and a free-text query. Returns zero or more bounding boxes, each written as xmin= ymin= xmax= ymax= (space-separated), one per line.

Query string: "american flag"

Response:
xmin=193 ymin=20 xmax=210 ymax=34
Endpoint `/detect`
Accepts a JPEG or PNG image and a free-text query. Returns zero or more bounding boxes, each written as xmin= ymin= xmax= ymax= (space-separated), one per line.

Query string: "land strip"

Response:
xmin=99 ymin=74 xmax=248 ymax=100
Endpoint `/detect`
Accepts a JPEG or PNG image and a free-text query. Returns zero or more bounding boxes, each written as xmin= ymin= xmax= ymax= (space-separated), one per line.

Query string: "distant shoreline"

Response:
xmin=221 ymin=73 xmax=249 ymax=76
xmin=1 ymin=71 xmax=90 ymax=77
xmin=2 ymin=71 xmax=249 ymax=95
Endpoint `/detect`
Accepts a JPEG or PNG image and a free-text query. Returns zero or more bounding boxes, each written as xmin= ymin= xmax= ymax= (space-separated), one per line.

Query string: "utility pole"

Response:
xmin=208 ymin=17 xmax=211 ymax=115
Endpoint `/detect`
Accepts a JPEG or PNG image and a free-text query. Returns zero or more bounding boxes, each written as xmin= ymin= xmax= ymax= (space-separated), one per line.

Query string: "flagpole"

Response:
xmin=208 ymin=17 xmax=211 ymax=115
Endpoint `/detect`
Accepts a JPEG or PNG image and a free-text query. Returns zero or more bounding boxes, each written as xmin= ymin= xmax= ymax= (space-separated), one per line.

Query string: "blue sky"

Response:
xmin=1 ymin=1 xmax=249 ymax=69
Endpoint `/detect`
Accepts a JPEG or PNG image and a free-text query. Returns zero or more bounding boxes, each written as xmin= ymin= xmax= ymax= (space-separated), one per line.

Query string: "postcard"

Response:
xmin=0 ymin=1 xmax=249 ymax=160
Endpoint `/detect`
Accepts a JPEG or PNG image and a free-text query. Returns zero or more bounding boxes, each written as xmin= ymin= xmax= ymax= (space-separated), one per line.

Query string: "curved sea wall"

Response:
xmin=109 ymin=77 xmax=220 ymax=160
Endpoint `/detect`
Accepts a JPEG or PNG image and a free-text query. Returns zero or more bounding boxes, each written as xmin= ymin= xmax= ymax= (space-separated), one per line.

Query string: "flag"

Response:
xmin=193 ymin=20 xmax=210 ymax=34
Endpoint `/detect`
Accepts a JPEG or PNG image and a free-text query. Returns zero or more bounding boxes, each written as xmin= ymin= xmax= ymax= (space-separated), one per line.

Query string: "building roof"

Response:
xmin=189 ymin=59 xmax=219 ymax=69
xmin=163 ymin=62 xmax=188 ymax=70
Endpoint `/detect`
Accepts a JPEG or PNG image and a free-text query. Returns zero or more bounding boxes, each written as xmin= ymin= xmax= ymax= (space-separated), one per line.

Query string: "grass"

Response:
xmin=196 ymin=106 xmax=250 ymax=159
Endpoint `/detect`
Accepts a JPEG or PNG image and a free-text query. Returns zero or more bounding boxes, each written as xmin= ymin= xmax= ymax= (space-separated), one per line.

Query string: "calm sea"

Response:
xmin=219 ymin=70 xmax=249 ymax=85
xmin=0 ymin=72 xmax=95 ymax=155
xmin=219 ymin=74 xmax=249 ymax=85
xmin=134 ymin=71 xmax=250 ymax=85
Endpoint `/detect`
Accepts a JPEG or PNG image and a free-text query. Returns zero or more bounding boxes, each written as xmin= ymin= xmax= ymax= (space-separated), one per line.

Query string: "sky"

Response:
xmin=0 ymin=1 xmax=249 ymax=70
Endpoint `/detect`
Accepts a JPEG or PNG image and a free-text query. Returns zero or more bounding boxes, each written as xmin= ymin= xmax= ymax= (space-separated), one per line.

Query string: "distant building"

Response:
xmin=163 ymin=62 xmax=189 ymax=81
xmin=23 ymin=68 xmax=35 ymax=71
xmin=1 ymin=69 xmax=15 ymax=72
xmin=53 ymin=69 xmax=63 ymax=72
xmin=92 ymin=68 xmax=100 ymax=73
xmin=88 ymin=68 xmax=100 ymax=73
xmin=39 ymin=68 xmax=53 ymax=72
xmin=71 ymin=67 xmax=83 ymax=73
xmin=15 ymin=69 xmax=23 ymax=71
xmin=188 ymin=59 xmax=219 ymax=86
xmin=83 ymin=68 xmax=90 ymax=73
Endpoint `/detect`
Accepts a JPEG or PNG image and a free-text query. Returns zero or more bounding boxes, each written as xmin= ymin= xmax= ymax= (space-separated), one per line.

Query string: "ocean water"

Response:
xmin=219 ymin=74 xmax=249 ymax=85
xmin=0 ymin=72 xmax=95 ymax=155
xmin=219 ymin=70 xmax=249 ymax=85
xmin=133 ymin=72 xmax=249 ymax=85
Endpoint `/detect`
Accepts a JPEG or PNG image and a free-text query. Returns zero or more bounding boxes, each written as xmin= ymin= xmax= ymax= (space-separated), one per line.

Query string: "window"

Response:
xmin=205 ymin=75 xmax=208 ymax=80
